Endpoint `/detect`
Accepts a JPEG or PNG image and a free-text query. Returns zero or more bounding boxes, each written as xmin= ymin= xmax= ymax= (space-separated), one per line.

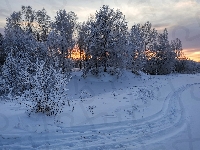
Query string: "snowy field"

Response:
xmin=0 ymin=71 xmax=200 ymax=150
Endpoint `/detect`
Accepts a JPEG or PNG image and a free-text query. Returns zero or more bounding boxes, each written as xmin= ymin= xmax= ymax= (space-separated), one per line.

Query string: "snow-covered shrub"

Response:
xmin=175 ymin=59 xmax=200 ymax=74
xmin=0 ymin=76 xmax=9 ymax=96
xmin=87 ymin=105 xmax=96 ymax=115
xmin=107 ymin=67 xmax=122 ymax=78
xmin=19 ymin=59 xmax=71 ymax=116
xmin=90 ymin=68 xmax=99 ymax=76
xmin=137 ymin=88 xmax=154 ymax=104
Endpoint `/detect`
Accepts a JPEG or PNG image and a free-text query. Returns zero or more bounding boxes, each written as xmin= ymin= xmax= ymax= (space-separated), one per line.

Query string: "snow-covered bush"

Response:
xmin=175 ymin=59 xmax=200 ymax=74
xmin=0 ymin=76 xmax=9 ymax=96
xmin=137 ymin=88 xmax=154 ymax=104
xmin=90 ymin=68 xmax=99 ymax=76
xmin=19 ymin=59 xmax=71 ymax=116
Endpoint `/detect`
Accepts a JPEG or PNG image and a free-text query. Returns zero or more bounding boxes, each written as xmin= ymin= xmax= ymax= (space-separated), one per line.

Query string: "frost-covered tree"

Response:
xmin=20 ymin=6 xmax=51 ymax=41
xmin=51 ymin=10 xmax=77 ymax=72
xmin=77 ymin=22 xmax=91 ymax=69
xmin=171 ymin=38 xmax=183 ymax=59
xmin=171 ymin=38 xmax=187 ymax=73
xmin=145 ymin=29 xmax=176 ymax=75
xmin=83 ymin=5 xmax=128 ymax=76
xmin=127 ymin=22 xmax=159 ymax=74
xmin=19 ymin=59 xmax=71 ymax=116
xmin=6 ymin=6 xmax=51 ymax=42
xmin=128 ymin=24 xmax=146 ymax=74
xmin=3 ymin=21 xmax=41 ymax=95
xmin=47 ymin=30 xmax=72 ymax=73
xmin=34 ymin=7 xmax=51 ymax=41
xmin=181 ymin=59 xmax=199 ymax=73
xmin=140 ymin=21 xmax=155 ymax=51
xmin=0 ymin=33 xmax=5 ymax=66
xmin=158 ymin=29 xmax=176 ymax=74
xmin=4 ymin=6 xmax=50 ymax=59
xmin=81 ymin=18 xmax=98 ymax=74
xmin=52 ymin=10 xmax=77 ymax=55
xmin=174 ymin=56 xmax=200 ymax=74
xmin=2 ymin=6 xmax=74 ymax=96
xmin=5 ymin=10 xmax=22 ymax=31
xmin=20 ymin=6 xmax=35 ymax=33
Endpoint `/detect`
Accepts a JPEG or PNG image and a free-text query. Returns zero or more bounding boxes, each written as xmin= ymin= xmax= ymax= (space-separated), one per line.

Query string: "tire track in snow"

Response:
xmin=1 ymin=83 xmax=199 ymax=150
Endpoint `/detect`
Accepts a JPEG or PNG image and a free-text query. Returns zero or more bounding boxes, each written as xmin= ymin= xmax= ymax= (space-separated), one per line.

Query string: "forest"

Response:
xmin=0 ymin=5 xmax=200 ymax=116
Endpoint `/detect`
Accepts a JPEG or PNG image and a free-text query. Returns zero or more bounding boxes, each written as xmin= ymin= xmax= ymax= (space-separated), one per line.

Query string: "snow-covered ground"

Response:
xmin=0 ymin=71 xmax=200 ymax=150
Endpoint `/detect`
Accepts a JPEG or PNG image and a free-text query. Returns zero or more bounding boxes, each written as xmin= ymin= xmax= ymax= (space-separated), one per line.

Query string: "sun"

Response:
xmin=69 ymin=45 xmax=86 ymax=60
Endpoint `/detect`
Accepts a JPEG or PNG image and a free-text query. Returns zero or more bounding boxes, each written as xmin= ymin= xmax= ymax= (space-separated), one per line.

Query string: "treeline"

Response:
xmin=0 ymin=5 xmax=200 ymax=95
xmin=0 ymin=5 xmax=200 ymax=116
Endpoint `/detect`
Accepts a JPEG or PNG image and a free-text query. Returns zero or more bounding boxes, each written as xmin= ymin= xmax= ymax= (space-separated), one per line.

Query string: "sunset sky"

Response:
xmin=0 ymin=0 xmax=200 ymax=62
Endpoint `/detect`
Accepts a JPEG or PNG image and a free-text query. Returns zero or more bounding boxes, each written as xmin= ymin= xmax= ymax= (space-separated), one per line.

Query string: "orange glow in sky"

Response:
xmin=70 ymin=45 xmax=85 ymax=60
xmin=183 ymin=49 xmax=200 ymax=62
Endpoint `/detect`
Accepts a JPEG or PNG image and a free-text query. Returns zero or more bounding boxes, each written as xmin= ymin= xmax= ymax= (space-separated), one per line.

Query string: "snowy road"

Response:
xmin=1 ymin=82 xmax=199 ymax=150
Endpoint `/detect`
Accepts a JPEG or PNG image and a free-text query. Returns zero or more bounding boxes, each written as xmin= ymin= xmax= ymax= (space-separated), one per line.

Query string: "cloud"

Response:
xmin=1 ymin=0 xmax=200 ymax=29
xmin=124 ymin=0 xmax=200 ymax=29
xmin=183 ymin=48 xmax=200 ymax=62
xmin=0 ymin=28 xmax=4 ymax=35
xmin=0 ymin=0 xmax=199 ymax=61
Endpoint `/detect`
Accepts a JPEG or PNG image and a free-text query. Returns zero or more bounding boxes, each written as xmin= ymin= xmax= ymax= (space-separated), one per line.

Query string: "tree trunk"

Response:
xmin=104 ymin=64 xmax=107 ymax=72
xmin=79 ymin=49 xmax=82 ymax=69
xmin=104 ymin=51 xmax=107 ymax=72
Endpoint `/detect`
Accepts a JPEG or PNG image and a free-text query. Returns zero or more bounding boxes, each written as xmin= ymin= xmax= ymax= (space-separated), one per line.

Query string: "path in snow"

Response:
xmin=1 ymin=83 xmax=199 ymax=150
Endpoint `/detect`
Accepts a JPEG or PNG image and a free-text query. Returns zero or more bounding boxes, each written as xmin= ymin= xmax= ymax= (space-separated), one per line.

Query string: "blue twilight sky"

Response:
xmin=0 ymin=0 xmax=200 ymax=61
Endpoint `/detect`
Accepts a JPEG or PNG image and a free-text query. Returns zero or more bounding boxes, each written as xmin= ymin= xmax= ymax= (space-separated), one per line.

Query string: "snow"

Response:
xmin=0 ymin=71 xmax=200 ymax=149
